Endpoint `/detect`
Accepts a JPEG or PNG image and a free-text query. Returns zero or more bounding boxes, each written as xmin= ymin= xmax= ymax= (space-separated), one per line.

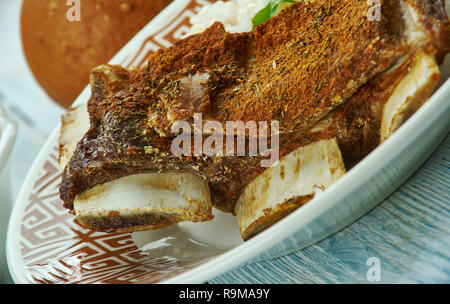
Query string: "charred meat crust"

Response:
xmin=60 ymin=0 xmax=447 ymax=214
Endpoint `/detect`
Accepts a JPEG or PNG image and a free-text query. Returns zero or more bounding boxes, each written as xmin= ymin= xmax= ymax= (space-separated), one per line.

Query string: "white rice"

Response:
xmin=188 ymin=0 xmax=270 ymax=35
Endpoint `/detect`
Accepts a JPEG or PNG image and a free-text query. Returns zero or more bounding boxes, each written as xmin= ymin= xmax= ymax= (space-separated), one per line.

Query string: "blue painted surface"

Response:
xmin=209 ymin=135 xmax=450 ymax=284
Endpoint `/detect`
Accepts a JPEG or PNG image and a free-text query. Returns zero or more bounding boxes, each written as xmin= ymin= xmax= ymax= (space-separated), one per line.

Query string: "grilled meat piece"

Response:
xmin=234 ymin=0 xmax=449 ymax=239
xmin=236 ymin=47 xmax=442 ymax=240
xmin=314 ymin=48 xmax=441 ymax=160
xmin=312 ymin=0 xmax=450 ymax=159
xmin=146 ymin=0 xmax=408 ymax=136
xmin=59 ymin=0 xmax=449 ymax=234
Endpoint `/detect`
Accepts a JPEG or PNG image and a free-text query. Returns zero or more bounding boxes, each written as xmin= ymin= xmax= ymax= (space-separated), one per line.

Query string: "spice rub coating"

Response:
xmin=61 ymin=0 xmax=415 ymax=213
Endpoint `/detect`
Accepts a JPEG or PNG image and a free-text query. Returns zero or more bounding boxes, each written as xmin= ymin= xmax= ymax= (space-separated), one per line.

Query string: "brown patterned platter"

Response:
xmin=6 ymin=0 xmax=450 ymax=284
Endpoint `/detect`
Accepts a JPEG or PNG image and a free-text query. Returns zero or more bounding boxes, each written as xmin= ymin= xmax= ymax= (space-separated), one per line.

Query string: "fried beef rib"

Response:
xmin=59 ymin=0 xmax=449 ymax=238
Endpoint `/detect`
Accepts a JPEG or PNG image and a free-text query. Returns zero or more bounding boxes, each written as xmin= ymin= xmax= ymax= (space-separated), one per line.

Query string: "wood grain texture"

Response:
xmin=209 ymin=134 xmax=450 ymax=284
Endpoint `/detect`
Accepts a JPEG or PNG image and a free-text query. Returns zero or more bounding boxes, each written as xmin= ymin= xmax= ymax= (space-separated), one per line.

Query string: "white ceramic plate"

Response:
xmin=6 ymin=0 xmax=450 ymax=283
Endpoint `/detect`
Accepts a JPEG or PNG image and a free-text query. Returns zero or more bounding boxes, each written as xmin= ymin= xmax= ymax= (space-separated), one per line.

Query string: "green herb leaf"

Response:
xmin=252 ymin=0 xmax=296 ymax=28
